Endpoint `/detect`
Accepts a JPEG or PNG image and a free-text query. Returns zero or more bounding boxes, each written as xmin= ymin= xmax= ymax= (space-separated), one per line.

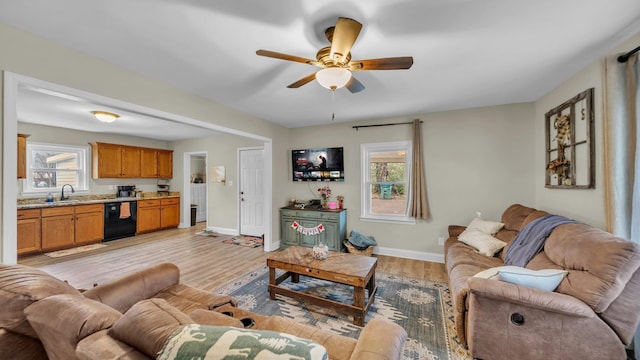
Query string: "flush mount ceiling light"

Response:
xmin=315 ymin=67 xmax=352 ymax=90
xmin=91 ymin=111 xmax=119 ymax=123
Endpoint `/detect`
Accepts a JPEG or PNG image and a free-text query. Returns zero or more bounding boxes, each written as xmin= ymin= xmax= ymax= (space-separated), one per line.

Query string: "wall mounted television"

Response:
xmin=292 ymin=147 xmax=344 ymax=182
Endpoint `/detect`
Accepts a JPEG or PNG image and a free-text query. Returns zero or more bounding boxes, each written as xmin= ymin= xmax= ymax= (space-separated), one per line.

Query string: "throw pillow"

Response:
xmin=498 ymin=267 xmax=568 ymax=291
xmin=476 ymin=266 xmax=568 ymax=291
xmin=158 ymin=324 xmax=328 ymax=360
xmin=458 ymin=229 xmax=507 ymax=256
xmin=464 ymin=217 xmax=505 ymax=235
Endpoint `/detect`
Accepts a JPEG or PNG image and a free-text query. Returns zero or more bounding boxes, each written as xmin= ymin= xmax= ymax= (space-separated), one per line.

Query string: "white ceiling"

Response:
xmin=2 ymin=0 xmax=640 ymax=140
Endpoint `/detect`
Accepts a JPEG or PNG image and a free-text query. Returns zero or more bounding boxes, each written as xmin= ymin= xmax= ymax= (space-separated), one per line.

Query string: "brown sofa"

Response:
xmin=444 ymin=203 xmax=640 ymax=360
xmin=0 ymin=262 xmax=407 ymax=360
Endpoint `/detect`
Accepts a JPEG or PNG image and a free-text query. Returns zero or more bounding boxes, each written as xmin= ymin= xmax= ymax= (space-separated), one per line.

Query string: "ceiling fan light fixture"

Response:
xmin=316 ymin=68 xmax=351 ymax=90
xmin=91 ymin=111 xmax=119 ymax=123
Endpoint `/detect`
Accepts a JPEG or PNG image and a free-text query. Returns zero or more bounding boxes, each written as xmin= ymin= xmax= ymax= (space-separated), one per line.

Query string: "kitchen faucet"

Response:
xmin=60 ymin=184 xmax=75 ymax=201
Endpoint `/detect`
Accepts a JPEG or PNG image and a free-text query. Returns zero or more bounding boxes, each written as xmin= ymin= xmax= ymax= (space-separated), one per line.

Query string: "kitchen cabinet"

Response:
xmin=158 ymin=150 xmax=173 ymax=179
xmin=17 ymin=208 xmax=41 ymax=255
xmin=41 ymin=204 xmax=104 ymax=251
xmin=74 ymin=204 xmax=104 ymax=245
xmin=41 ymin=206 xmax=75 ymax=251
xmin=137 ymin=199 xmax=161 ymax=233
xmin=279 ymin=208 xmax=346 ymax=251
xmin=140 ymin=148 xmax=159 ymax=178
xmin=160 ymin=197 xmax=180 ymax=228
xmin=17 ymin=134 xmax=29 ymax=179
xmin=91 ymin=142 xmax=172 ymax=179
xmin=136 ymin=197 xmax=180 ymax=233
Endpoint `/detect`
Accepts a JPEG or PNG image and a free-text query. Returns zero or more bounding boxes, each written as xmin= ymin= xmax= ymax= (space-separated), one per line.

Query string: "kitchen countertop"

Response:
xmin=17 ymin=192 xmax=180 ymax=210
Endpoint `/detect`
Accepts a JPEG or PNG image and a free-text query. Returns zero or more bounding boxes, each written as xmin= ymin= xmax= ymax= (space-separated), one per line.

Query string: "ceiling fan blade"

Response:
xmin=256 ymin=49 xmax=315 ymax=65
xmin=330 ymin=17 xmax=362 ymax=64
xmin=350 ymin=57 xmax=414 ymax=71
xmin=345 ymin=76 xmax=365 ymax=93
xmin=287 ymin=72 xmax=317 ymax=88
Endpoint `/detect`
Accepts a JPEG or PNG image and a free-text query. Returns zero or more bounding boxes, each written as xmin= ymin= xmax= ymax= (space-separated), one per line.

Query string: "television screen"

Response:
xmin=292 ymin=147 xmax=344 ymax=182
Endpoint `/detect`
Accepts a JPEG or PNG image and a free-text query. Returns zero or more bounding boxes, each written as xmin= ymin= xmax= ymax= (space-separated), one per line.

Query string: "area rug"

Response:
xmin=222 ymin=235 xmax=264 ymax=248
xmin=215 ymin=266 xmax=471 ymax=360
xmin=44 ymin=243 xmax=106 ymax=258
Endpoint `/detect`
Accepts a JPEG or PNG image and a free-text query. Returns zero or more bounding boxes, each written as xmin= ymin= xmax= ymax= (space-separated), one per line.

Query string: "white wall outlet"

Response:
xmin=438 ymin=237 xmax=445 ymax=246
xmin=228 ymin=180 xmax=233 ymax=187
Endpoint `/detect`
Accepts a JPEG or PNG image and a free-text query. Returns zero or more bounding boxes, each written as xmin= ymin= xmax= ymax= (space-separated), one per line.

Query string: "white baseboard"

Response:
xmin=374 ymin=246 xmax=444 ymax=264
xmin=207 ymin=226 xmax=238 ymax=236
xmin=265 ymin=240 xmax=280 ymax=252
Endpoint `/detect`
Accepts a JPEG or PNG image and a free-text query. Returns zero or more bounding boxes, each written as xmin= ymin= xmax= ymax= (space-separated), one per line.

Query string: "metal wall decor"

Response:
xmin=545 ymin=88 xmax=595 ymax=189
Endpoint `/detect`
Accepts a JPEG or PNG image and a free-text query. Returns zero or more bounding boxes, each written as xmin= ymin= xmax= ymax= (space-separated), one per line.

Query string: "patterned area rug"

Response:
xmin=44 ymin=243 xmax=106 ymax=258
xmin=223 ymin=235 xmax=264 ymax=248
xmin=215 ymin=266 xmax=471 ymax=360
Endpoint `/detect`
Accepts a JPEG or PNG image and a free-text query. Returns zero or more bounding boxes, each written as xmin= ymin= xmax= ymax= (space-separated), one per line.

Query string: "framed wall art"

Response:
xmin=545 ymin=88 xmax=595 ymax=189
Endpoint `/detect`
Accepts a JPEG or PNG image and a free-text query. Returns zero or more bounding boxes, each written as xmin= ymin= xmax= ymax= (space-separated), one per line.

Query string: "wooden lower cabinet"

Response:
xmin=137 ymin=199 xmax=161 ymax=233
xmin=137 ymin=197 xmax=180 ymax=234
xmin=17 ymin=209 xmax=41 ymax=255
xmin=40 ymin=204 xmax=104 ymax=251
xmin=160 ymin=198 xmax=180 ymax=228
xmin=74 ymin=204 xmax=104 ymax=245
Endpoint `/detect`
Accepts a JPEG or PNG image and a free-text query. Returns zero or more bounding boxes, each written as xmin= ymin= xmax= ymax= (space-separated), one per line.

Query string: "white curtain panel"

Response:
xmin=603 ymin=53 xmax=640 ymax=244
xmin=603 ymin=52 xmax=639 ymax=359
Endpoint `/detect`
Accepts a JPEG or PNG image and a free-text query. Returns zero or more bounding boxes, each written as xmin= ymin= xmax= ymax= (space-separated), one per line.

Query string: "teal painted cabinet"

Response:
xmin=279 ymin=207 xmax=347 ymax=251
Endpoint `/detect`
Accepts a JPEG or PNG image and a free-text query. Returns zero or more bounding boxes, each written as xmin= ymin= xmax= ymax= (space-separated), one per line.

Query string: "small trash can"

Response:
xmin=380 ymin=183 xmax=392 ymax=199
xmin=190 ymin=204 xmax=197 ymax=226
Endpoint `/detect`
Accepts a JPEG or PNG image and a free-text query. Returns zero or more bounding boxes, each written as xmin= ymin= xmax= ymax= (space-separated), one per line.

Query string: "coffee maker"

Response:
xmin=117 ymin=185 xmax=136 ymax=198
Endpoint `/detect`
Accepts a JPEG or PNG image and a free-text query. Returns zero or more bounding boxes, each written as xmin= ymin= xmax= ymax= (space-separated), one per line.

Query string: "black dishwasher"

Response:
xmin=104 ymin=201 xmax=137 ymax=241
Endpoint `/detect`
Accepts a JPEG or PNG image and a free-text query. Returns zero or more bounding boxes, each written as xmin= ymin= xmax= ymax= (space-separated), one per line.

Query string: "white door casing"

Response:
xmin=239 ymin=148 xmax=265 ymax=237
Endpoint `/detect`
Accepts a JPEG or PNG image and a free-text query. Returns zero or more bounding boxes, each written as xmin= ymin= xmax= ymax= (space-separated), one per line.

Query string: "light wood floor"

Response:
xmin=19 ymin=223 xmax=447 ymax=291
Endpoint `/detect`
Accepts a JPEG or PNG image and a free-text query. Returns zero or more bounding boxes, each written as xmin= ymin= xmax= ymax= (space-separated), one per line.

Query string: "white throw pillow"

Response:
xmin=465 ymin=217 xmax=505 ymax=235
xmin=473 ymin=267 xmax=503 ymax=280
xmin=458 ymin=229 xmax=507 ymax=256
xmin=496 ymin=266 xmax=568 ymax=291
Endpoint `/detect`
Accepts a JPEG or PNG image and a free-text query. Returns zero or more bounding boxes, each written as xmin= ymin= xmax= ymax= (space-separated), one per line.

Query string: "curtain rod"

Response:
xmin=352 ymin=120 xmax=422 ymax=131
xmin=617 ymin=44 xmax=640 ymax=63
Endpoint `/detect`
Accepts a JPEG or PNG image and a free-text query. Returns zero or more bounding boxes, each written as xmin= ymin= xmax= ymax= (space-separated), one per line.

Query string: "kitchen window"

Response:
xmin=23 ymin=142 xmax=90 ymax=194
xmin=360 ymin=141 xmax=415 ymax=224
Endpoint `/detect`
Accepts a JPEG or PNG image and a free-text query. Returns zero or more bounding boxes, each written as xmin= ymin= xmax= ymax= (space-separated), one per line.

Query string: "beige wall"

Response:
xmin=1 ymin=23 xmax=290 ymax=262
xmin=533 ymin=31 xmax=640 ymax=229
xmin=287 ymin=103 xmax=536 ymax=259
xmin=171 ymin=135 xmax=263 ymax=230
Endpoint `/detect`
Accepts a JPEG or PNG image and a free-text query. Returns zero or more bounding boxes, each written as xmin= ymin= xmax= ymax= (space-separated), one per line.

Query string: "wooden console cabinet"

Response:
xmin=280 ymin=207 xmax=346 ymax=251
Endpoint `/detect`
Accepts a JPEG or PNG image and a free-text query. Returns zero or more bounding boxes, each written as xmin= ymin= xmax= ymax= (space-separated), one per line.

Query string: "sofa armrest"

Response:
xmin=448 ymin=225 xmax=466 ymax=237
xmin=467 ymin=277 xmax=593 ymax=317
xmin=82 ymin=263 xmax=180 ymax=313
xmin=350 ymin=318 xmax=407 ymax=360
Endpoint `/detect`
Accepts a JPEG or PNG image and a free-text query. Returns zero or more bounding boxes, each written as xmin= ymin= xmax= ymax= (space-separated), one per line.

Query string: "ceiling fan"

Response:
xmin=256 ymin=17 xmax=413 ymax=93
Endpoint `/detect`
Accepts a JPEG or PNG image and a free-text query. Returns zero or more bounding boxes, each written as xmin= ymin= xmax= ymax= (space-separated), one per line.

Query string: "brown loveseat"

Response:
xmin=0 ymin=262 xmax=407 ymax=360
xmin=444 ymin=203 xmax=640 ymax=360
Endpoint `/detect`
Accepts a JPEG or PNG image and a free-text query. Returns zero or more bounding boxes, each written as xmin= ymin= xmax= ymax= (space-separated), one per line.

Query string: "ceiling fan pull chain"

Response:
xmin=331 ymin=89 xmax=336 ymax=121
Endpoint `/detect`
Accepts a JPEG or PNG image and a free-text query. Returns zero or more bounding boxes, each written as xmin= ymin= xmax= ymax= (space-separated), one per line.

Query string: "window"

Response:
xmin=361 ymin=141 xmax=414 ymax=223
xmin=23 ymin=142 xmax=89 ymax=194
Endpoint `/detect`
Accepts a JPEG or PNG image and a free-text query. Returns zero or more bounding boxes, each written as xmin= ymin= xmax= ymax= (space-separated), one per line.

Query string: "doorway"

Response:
xmin=184 ymin=152 xmax=208 ymax=227
xmin=238 ymin=148 xmax=265 ymax=237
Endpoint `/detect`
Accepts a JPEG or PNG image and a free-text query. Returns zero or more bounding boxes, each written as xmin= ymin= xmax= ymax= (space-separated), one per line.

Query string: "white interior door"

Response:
xmin=239 ymin=148 xmax=265 ymax=237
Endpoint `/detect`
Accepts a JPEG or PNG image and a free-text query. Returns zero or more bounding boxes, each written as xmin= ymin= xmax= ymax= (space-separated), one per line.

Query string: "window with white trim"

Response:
xmin=23 ymin=142 xmax=89 ymax=194
xmin=360 ymin=141 xmax=414 ymax=223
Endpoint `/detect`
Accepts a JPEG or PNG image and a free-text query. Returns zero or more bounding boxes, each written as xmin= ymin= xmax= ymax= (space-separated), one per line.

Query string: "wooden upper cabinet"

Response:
xmin=158 ymin=150 xmax=173 ymax=179
xmin=17 ymin=134 xmax=29 ymax=179
xmin=140 ymin=148 xmax=159 ymax=178
xmin=91 ymin=142 xmax=171 ymax=179
xmin=121 ymin=146 xmax=141 ymax=178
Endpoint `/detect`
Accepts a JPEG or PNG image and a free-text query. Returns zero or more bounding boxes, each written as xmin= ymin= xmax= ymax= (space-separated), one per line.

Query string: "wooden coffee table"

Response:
xmin=266 ymin=246 xmax=377 ymax=326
